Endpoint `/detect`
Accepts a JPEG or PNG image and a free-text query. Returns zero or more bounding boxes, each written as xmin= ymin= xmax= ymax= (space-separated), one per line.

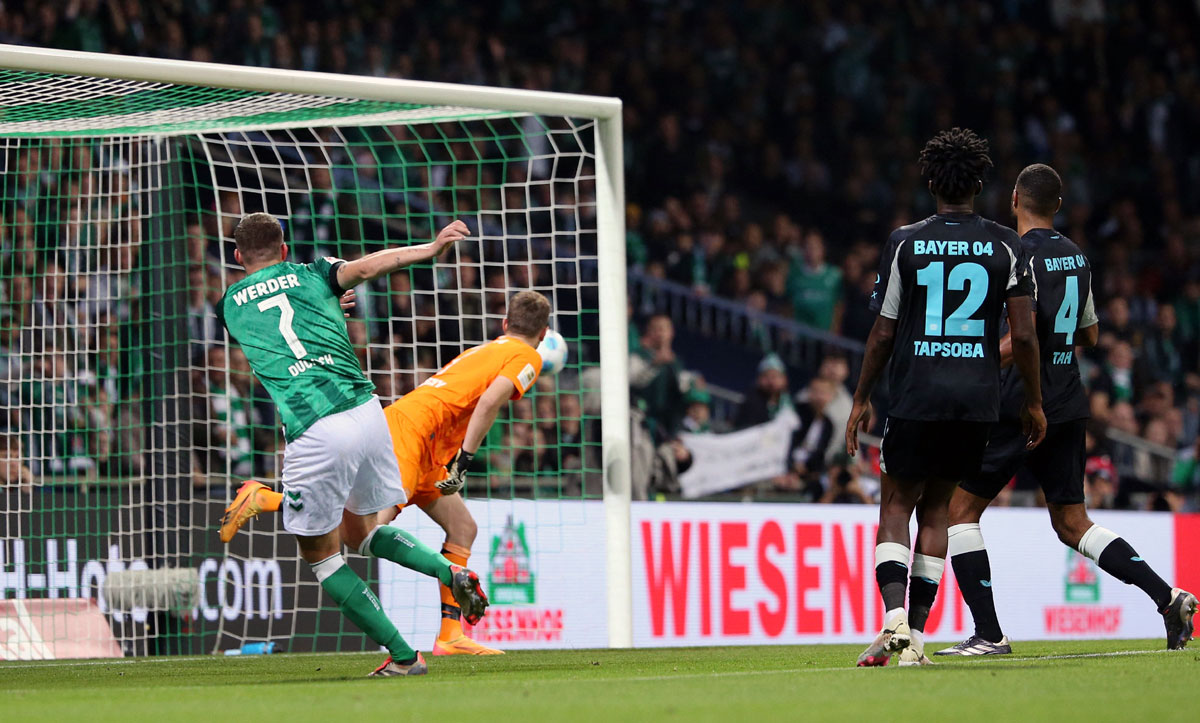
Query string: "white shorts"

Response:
xmin=280 ymin=397 xmax=407 ymax=536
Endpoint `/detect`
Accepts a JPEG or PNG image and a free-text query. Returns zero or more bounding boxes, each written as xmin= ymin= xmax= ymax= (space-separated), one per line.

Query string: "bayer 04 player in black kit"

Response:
xmin=935 ymin=164 xmax=1197 ymax=657
xmin=846 ymin=128 xmax=1047 ymax=668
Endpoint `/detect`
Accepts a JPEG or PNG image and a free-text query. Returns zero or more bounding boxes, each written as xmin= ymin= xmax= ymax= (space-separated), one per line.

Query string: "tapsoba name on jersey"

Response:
xmin=913 ymin=340 xmax=985 ymax=358
xmin=230 ymin=273 xmax=302 ymax=305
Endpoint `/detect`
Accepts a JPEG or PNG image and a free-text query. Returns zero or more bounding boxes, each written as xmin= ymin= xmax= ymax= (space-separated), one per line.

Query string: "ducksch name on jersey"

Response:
xmin=288 ymin=353 xmax=334 ymax=377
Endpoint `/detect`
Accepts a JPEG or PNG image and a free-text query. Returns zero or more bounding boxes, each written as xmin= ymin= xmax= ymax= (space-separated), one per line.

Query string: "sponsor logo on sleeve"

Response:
xmin=517 ymin=363 xmax=536 ymax=391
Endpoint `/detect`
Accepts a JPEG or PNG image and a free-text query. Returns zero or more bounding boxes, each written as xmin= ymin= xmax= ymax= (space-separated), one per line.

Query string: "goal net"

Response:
xmin=0 ymin=47 xmax=629 ymax=659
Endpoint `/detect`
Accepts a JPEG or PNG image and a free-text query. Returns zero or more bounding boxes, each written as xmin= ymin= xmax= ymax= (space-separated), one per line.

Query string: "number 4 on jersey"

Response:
xmin=1054 ymin=275 xmax=1080 ymax=345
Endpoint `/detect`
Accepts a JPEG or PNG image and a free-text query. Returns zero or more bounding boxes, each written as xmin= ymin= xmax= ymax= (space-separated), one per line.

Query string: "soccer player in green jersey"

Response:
xmin=216 ymin=212 xmax=486 ymax=677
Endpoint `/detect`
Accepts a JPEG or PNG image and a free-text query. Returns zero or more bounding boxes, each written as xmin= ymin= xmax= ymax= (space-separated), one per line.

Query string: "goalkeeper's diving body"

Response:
xmin=221 ymin=289 xmax=551 ymax=656
xmin=217 ymin=212 xmax=486 ymax=677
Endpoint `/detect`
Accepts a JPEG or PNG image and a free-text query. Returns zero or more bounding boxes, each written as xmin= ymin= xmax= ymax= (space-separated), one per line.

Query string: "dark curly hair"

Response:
xmin=918 ymin=127 xmax=993 ymax=204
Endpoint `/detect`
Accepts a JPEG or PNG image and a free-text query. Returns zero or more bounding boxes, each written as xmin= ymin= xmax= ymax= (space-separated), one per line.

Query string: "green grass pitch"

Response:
xmin=3 ymin=639 xmax=1196 ymax=722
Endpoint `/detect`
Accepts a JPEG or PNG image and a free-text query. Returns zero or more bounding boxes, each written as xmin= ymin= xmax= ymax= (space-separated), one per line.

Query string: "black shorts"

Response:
xmin=879 ymin=417 xmax=991 ymax=482
xmin=960 ymin=418 xmax=1086 ymax=505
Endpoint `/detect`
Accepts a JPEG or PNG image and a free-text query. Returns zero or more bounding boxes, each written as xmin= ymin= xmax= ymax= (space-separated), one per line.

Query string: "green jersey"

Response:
xmin=217 ymin=257 xmax=373 ymax=442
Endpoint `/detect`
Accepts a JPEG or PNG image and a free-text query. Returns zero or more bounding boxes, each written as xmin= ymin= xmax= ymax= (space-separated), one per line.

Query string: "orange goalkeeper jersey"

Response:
xmin=388 ymin=335 xmax=542 ymax=466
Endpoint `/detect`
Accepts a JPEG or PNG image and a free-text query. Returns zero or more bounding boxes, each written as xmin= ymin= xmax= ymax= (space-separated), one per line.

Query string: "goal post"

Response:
xmin=0 ymin=44 xmax=632 ymax=657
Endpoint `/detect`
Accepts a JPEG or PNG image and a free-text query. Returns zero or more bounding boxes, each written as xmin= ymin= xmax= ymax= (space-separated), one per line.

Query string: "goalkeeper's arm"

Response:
xmin=337 ymin=219 xmax=468 ymax=288
xmin=438 ymin=376 xmax=515 ymax=495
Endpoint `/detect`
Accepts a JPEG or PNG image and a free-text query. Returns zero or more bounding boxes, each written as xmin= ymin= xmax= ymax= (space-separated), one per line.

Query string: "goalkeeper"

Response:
xmin=221 ymin=290 xmax=550 ymax=656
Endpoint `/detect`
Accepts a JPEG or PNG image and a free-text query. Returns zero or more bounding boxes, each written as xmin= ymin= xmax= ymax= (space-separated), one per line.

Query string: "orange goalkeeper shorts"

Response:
xmin=383 ymin=403 xmax=449 ymax=510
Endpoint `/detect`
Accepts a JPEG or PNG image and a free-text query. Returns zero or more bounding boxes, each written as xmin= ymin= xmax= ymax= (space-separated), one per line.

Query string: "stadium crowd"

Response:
xmin=1 ymin=1 xmax=1199 ymax=509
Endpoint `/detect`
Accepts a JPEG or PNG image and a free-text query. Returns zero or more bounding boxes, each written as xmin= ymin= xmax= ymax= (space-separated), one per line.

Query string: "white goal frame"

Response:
xmin=0 ymin=44 xmax=634 ymax=649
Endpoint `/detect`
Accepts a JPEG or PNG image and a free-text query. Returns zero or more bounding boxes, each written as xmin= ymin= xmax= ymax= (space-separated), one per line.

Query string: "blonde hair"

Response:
xmin=506 ymin=290 xmax=550 ymax=337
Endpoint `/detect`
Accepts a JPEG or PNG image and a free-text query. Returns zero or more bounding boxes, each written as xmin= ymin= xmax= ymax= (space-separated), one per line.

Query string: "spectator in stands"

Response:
xmin=202 ymin=345 xmax=254 ymax=480
xmin=795 ymin=352 xmax=854 ymax=460
xmin=734 ymin=353 xmax=792 ymax=429
xmin=0 ymin=312 xmax=21 ymax=408
xmin=774 ymin=377 xmax=836 ymax=497
xmin=1096 ymin=340 xmax=1137 ymax=404
xmin=680 ymin=386 xmax=712 ymax=433
xmin=0 ymin=430 xmax=33 ymax=495
xmin=1140 ymin=304 xmax=1184 ymax=391
xmin=1174 ymin=275 xmax=1200 ymax=371
xmin=30 ymin=260 xmax=80 ymax=351
xmin=787 ymin=230 xmax=842 ymax=331
xmin=25 ymin=351 xmax=93 ymax=476
xmin=819 ymin=452 xmax=873 ymax=505
xmin=630 ymin=314 xmax=685 ymax=440
xmin=1086 ymin=456 xmax=1118 ymax=510
xmin=1170 ymin=435 xmax=1200 ymax=509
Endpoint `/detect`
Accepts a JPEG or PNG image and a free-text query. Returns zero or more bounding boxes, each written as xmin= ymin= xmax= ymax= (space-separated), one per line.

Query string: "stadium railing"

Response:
xmin=627 ymin=270 xmax=865 ymax=373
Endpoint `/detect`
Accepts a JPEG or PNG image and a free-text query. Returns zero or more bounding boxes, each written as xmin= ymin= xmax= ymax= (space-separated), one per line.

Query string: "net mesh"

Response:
xmin=0 ymin=67 xmax=602 ymax=658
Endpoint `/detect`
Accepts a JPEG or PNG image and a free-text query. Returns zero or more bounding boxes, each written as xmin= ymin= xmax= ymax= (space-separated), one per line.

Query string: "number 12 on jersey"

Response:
xmin=258 ymin=293 xmax=308 ymax=359
xmin=916 ymin=261 xmax=987 ymax=337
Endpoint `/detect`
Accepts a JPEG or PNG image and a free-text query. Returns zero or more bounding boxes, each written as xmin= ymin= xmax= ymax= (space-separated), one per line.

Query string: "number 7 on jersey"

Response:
xmin=258 ymin=293 xmax=308 ymax=359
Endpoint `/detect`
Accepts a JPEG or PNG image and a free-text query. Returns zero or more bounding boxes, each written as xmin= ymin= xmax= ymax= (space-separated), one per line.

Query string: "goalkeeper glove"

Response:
xmin=438 ymin=449 xmax=475 ymax=495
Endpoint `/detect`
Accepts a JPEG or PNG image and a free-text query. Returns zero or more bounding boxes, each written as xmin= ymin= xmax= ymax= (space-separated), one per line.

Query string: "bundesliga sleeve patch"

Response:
xmin=323 ymin=256 xmax=345 ymax=264
xmin=517 ymin=363 xmax=537 ymax=392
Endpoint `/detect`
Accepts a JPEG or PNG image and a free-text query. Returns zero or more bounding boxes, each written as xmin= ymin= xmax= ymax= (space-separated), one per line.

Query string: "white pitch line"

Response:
xmin=0 ymin=650 xmax=367 ymax=670
xmin=0 ymin=647 xmax=1176 ymax=675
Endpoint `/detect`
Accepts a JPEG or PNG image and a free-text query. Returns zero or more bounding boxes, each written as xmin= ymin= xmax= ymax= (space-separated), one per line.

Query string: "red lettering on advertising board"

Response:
xmin=464 ymin=608 xmax=564 ymax=642
xmin=1042 ymin=606 xmax=1122 ymax=634
xmin=795 ymin=523 xmax=823 ymax=633
xmin=720 ymin=522 xmax=750 ymax=635
xmin=831 ymin=523 xmax=865 ymax=634
xmin=757 ymin=521 xmax=787 ymax=637
xmin=641 ymin=521 xmax=690 ymax=637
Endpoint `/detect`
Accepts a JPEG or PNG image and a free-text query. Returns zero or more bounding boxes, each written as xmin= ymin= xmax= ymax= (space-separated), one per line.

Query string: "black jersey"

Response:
xmin=870 ymin=213 xmax=1030 ymax=422
xmin=997 ymin=228 xmax=1097 ymax=423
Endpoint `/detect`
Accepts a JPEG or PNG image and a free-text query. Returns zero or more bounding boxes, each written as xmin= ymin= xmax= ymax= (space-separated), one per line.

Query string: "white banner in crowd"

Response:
xmin=378 ymin=499 xmax=608 ymax=650
xmin=677 ymin=410 xmax=797 ymax=498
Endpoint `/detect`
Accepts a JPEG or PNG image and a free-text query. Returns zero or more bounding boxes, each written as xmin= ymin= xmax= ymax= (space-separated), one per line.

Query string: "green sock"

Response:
xmin=315 ymin=555 xmax=415 ymax=663
xmin=365 ymin=525 xmax=454 ymax=586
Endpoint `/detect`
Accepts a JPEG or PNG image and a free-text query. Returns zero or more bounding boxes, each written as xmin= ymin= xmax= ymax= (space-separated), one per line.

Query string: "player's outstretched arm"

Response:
xmin=336 ymin=220 xmax=469 ymax=288
xmin=846 ymin=314 xmax=896 ymax=457
xmin=437 ymin=376 xmax=517 ymax=496
xmin=1006 ymin=295 xmax=1046 ymax=449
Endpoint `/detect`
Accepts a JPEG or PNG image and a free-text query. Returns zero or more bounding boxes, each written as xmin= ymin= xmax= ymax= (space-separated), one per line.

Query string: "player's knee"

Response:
xmin=342 ymin=530 xmax=364 ymax=551
xmin=447 ymin=514 xmax=477 ymax=547
xmin=1050 ymin=508 xmax=1090 ymax=548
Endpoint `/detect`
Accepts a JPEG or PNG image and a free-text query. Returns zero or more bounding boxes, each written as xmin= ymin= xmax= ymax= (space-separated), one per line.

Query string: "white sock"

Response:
xmin=1077 ymin=524 xmax=1119 ymax=562
xmin=885 ymin=607 xmax=906 ymax=629
xmin=875 ymin=542 xmax=911 ymax=569
xmin=310 ymin=552 xmax=346 ymax=583
xmin=911 ymin=554 xmax=946 ymax=584
xmin=910 ymin=629 xmax=925 ymax=653
xmin=947 ymin=523 xmax=986 ymax=556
